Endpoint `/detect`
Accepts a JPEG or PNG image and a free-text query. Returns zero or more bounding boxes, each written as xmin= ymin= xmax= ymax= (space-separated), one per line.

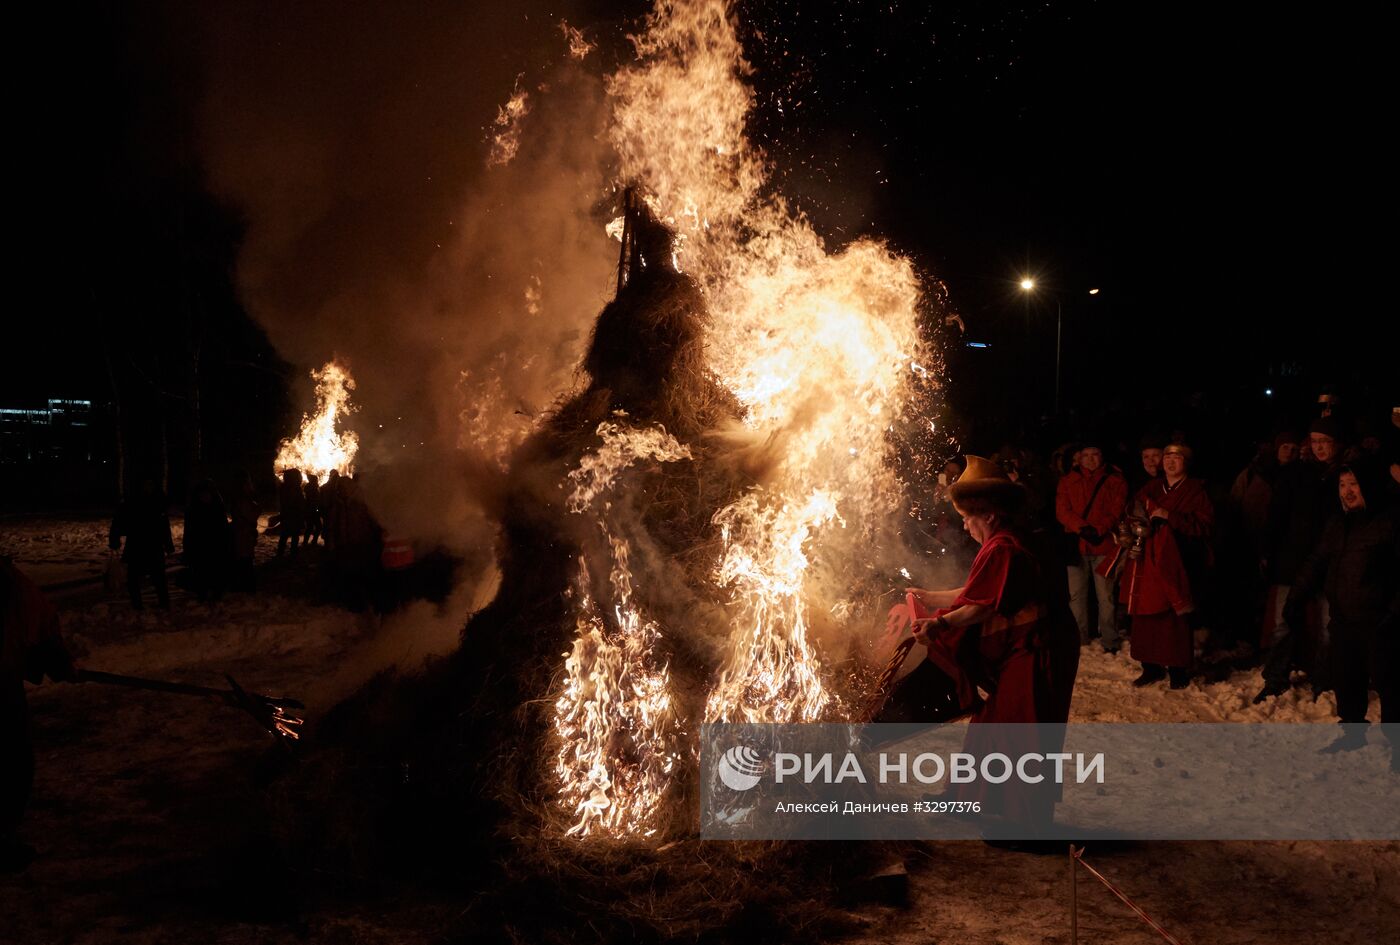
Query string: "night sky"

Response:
xmin=11 ymin=2 xmax=1385 ymax=438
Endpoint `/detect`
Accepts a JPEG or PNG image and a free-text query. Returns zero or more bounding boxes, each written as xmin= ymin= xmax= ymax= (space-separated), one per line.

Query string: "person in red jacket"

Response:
xmin=1103 ymin=443 xmax=1215 ymax=688
xmin=2 ymin=557 xmax=76 ymax=871
xmin=1055 ymin=440 xmax=1129 ymax=651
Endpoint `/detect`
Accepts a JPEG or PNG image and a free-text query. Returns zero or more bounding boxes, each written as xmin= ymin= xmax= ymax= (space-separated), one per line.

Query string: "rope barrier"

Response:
xmin=1070 ymin=845 xmax=1182 ymax=945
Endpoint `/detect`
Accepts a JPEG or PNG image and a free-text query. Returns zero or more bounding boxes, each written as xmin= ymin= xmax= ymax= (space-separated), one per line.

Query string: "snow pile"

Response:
xmin=1071 ymin=646 xmax=1372 ymax=724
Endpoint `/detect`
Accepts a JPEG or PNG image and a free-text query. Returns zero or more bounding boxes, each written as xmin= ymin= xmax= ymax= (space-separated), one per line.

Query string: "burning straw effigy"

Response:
xmin=271 ymin=2 xmax=953 ymax=939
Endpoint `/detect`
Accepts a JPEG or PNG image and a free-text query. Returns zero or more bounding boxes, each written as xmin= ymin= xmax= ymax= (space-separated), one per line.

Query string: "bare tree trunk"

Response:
xmin=188 ymin=327 xmax=202 ymax=475
xmin=97 ymin=296 xmax=126 ymax=503
xmin=159 ymin=405 xmax=169 ymax=497
xmin=179 ymin=189 xmax=203 ymax=483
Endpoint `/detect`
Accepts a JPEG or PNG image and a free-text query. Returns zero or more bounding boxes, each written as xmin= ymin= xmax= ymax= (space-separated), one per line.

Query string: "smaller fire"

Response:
xmin=276 ymin=360 xmax=359 ymax=485
xmin=559 ymin=20 xmax=594 ymax=60
xmin=487 ymin=77 xmax=531 ymax=168
xmin=271 ymin=706 xmax=304 ymax=741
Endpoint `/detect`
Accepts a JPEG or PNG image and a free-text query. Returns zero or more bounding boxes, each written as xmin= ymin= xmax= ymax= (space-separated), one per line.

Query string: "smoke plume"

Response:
xmin=197 ymin=1 xmax=620 ymax=557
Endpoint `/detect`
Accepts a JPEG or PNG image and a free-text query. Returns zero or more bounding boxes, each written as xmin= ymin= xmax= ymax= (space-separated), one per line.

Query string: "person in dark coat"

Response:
xmin=331 ymin=475 xmax=383 ymax=611
xmin=303 ymin=475 xmax=324 ymax=547
xmin=320 ymin=469 xmax=344 ymax=551
xmin=276 ymin=469 xmax=306 ymax=558
xmin=183 ymin=479 xmax=231 ymax=603
xmin=230 ymin=472 xmax=260 ymax=591
xmin=1127 ymin=434 xmax=1166 ymax=497
xmin=1221 ymin=433 xmax=1296 ymax=652
xmin=108 ymin=478 xmax=175 ymax=609
xmin=1257 ymin=417 xmax=1346 ymax=700
xmin=1283 ymin=461 xmax=1399 ymax=755
xmin=1230 ymin=432 xmax=1298 ymax=556
xmin=1 ymin=557 xmax=75 ymax=871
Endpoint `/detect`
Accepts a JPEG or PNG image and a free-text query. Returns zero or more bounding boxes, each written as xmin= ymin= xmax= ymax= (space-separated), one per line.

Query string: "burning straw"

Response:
xmin=271 ymin=1 xmax=943 ymax=938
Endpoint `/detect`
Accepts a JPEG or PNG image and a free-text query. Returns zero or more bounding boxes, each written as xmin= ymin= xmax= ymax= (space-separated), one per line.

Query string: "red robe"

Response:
xmin=912 ymin=528 xmax=1079 ymax=825
xmin=1100 ymin=476 xmax=1214 ymax=668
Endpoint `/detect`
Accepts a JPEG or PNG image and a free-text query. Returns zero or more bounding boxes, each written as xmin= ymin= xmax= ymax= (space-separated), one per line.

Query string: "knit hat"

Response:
xmin=1309 ymin=416 xmax=1343 ymax=441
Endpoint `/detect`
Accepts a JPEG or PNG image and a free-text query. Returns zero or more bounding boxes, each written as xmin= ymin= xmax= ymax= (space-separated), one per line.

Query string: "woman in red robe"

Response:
xmin=1103 ymin=443 xmax=1214 ymax=688
xmin=890 ymin=456 xmax=1079 ymax=832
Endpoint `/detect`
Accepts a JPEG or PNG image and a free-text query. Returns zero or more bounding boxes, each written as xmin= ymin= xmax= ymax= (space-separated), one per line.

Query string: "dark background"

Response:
xmin=7 ymin=1 xmax=1387 ymax=505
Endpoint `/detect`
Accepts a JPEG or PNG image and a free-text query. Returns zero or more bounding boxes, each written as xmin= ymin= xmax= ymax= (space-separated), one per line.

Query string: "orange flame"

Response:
xmin=554 ymin=0 xmax=930 ymax=831
xmin=554 ymin=421 xmax=691 ymax=837
xmin=487 ymin=77 xmax=531 ymax=168
xmin=610 ymin=1 xmax=923 ymax=725
xmin=275 ymin=361 xmax=359 ymax=485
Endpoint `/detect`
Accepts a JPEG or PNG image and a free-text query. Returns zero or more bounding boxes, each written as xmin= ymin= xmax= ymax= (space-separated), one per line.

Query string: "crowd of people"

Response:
xmin=105 ymin=468 xmax=386 ymax=610
xmin=863 ymin=401 xmax=1399 ymax=846
xmin=915 ymin=402 xmax=1400 ymax=733
xmin=3 ymin=467 xmax=405 ymax=870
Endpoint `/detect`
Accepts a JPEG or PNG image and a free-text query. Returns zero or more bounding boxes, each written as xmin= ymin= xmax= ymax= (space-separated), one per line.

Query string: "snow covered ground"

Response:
xmin=2 ymin=514 xmax=1396 ymax=944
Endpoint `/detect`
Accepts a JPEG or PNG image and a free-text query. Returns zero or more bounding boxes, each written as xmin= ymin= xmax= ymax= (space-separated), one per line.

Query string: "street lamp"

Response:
xmin=1019 ymin=279 xmax=1100 ymax=416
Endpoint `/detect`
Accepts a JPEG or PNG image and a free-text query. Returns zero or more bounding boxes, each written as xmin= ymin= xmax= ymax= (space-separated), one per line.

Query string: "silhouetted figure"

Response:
xmin=183 ymin=479 xmax=231 ymax=603
xmin=1128 ymin=434 xmax=1166 ymax=497
xmin=1284 ymin=462 xmax=1398 ymax=755
xmin=331 ymin=475 xmax=382 ymax=611
xmin=321 ymin=469 xmax=344 ymax=551
xmin=277 ymin=469 xmax=306 ymax=557
xmin=303 ymin=475 xmax=323 ymax=546
xmin=109 ymin=478 xmax=174 ymax=609
xmin=1231 ymin=433 xmax=1298 ymax=560
xmin=2 ymin=557 xmax=76 ymax=872
xmin=1258 ymin=418 xmax=1346 ymax=699
xmin=1222 ymin=433 xmax=1296 ymax=651
xmin=230 ymin=472 xmax=260 ymax=591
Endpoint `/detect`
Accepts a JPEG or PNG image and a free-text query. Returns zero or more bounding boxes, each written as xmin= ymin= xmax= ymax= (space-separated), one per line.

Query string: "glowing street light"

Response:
xmin=1018 ymin=279 xmax=1102 ymax=416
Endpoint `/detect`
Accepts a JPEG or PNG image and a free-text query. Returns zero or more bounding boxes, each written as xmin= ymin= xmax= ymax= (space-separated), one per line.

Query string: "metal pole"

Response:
xmin=77 ymin=669 xmax=303 ymax=708
xmin=1054 ymin=298 xmax=1063 ymax=415
xmin=1070 ymin=844 xmax=1079 ymax=944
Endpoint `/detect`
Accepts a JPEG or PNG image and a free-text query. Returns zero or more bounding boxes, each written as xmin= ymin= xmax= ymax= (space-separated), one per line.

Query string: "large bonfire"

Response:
xmin=279 ymin=0 xmax=944 ymax=934
xmin=549 ymin=0 xmax=927 ymax=839
xmin=275 ymin=360 xmax=358 ymax=484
